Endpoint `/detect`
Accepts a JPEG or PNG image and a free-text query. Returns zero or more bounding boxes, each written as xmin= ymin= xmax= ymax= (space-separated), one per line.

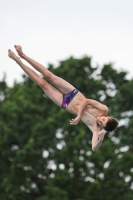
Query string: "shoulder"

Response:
xmin=100 ymin=103 xmax=108 ymax=115
xmin=104 ymin=106 xmax=108 ymax=115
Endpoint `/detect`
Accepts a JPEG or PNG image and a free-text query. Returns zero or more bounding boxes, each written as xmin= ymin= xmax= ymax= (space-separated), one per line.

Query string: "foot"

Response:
xmin=8 ymin=49 xmax=20 ymax=62
xmin=14 ymin=45 xmax=24 ymax=58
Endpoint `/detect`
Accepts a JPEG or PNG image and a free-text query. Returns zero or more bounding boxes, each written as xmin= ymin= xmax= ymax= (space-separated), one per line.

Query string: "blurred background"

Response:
xmin=0 ymin=0 xmax=133 ymax=199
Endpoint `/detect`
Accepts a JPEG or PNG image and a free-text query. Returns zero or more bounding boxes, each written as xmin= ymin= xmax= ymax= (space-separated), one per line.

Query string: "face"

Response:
xmin=97 ymin=116 xmax=110 ymax=128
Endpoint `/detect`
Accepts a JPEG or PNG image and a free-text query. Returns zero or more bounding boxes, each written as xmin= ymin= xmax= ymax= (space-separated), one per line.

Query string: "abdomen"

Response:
xmin=66 ymin=92 xmax=86 ymax=115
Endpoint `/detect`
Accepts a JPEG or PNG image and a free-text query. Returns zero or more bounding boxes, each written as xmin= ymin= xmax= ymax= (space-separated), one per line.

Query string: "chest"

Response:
xmin=85 ymin=105 xmax=102 ymax=117
xmin=81 ymin=111 xmax=101 ymax=133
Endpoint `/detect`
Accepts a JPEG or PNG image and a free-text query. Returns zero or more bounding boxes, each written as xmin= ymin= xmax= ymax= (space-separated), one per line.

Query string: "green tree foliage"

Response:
xmin=0 ymin=56 xmax=133 ymax=200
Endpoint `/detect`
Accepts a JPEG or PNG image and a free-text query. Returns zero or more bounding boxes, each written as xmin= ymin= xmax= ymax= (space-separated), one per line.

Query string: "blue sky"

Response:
xmin=1 ymin=0 xmax=133 ymax=85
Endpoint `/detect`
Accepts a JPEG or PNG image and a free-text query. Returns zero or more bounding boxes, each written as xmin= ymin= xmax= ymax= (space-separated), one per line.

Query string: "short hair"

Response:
xmin=104 ymin=117 xmax=118 ymax=132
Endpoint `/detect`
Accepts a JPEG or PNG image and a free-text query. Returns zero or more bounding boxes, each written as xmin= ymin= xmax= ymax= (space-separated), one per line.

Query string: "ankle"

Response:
xmin=21 ymin=53 xmax=25 ymax=59
xmin=15 ymin=57 xmax=21 ymax=64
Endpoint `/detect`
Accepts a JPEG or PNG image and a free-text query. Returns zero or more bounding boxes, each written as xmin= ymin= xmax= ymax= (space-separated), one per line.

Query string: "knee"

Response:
xmin=45 ymin=71 xmax=54 ymax=81
xmin=38 ymin=79 xmax=47 ymax=89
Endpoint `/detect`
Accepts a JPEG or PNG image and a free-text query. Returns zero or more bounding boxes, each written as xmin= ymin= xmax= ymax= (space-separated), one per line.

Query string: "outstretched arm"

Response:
xmin=70 ymin=98 xmax=108 ymax=125
xmin=92 ymin=130 xmax=105 ymax=152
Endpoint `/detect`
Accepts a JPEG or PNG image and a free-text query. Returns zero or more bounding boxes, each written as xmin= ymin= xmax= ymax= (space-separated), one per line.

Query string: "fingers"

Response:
xmin=70 ymin=119 xmax=75 ymax=122
xmin=70 ymin=119 xmax=77 ymax=125
xmin=69 ymin=116 xmax=80 ymax=125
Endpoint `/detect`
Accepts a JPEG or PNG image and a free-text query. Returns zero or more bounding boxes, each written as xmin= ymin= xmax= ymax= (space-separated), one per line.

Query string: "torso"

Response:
xmin=66 ymin=91 xmax=106 ymax=133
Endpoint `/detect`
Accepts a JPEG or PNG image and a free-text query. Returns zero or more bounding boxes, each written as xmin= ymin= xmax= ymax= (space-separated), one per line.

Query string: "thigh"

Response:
xmin=50 ymin=75 xmax=75 ymax=94
xmin=42 ymin=82 xmax=63 ymax=107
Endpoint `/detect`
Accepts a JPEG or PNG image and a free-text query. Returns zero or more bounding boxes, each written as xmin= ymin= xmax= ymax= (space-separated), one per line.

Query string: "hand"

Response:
xmin=70 ymin=116 xmax=81 ymax=125
xmin=98 ymin=130 xmax=105 ymax=141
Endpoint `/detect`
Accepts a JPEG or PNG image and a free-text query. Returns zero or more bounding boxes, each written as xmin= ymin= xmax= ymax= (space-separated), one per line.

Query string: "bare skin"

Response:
xmin=8 ymin=45 xmax=109 ymax=151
